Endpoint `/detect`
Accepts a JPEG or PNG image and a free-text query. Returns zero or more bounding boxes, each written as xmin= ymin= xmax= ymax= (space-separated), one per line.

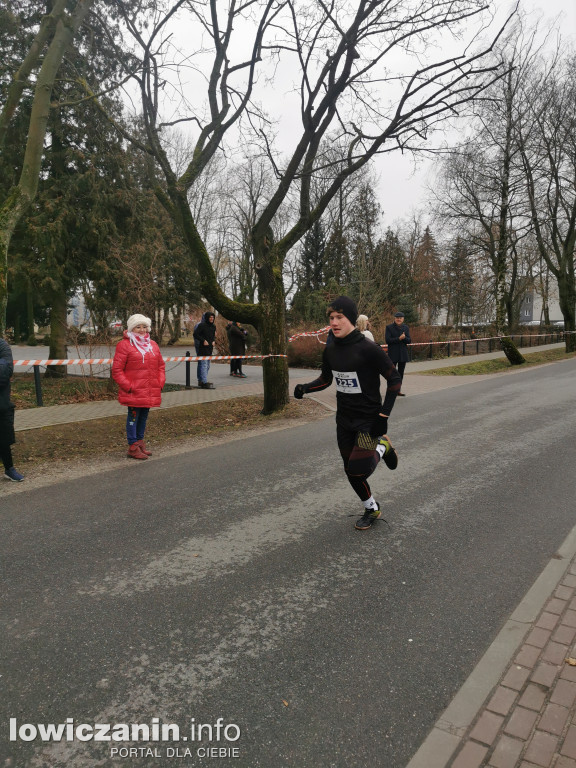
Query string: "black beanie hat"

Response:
xmin=328 ymin=296 xmax=358 ymax=325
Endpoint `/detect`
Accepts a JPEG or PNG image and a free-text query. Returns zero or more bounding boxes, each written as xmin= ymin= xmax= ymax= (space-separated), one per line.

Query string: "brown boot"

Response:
xmin=136 ymin=439 xmax=152 ymax=456
xmin=127 ymin=443 xmax=148 ymax=460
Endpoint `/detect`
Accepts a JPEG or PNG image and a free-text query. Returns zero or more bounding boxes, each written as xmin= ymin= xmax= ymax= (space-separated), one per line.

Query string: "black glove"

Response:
xmin=369 ymin=414 xmax=388 ymax=437
xmin=293 ymin=384 xmax=306 ymax=400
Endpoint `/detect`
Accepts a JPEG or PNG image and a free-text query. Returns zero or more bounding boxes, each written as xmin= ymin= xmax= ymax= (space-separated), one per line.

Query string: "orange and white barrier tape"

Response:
xmin=288 ymin=326 xmax=330 ymax=342
xmin=290 ymin=328 xmax=571 ymax=349
xmin=404 ymin=330 xmax=574 ymax=348
xmin=12 ymin=354 xmax=287 ymax=367
xmin=13 ymin=358 xmax=115 ymax=366
xmin=159 ymin=354 xmax=287 ymax=362
xmin=12 ymin=330 xmax=572 ymax=367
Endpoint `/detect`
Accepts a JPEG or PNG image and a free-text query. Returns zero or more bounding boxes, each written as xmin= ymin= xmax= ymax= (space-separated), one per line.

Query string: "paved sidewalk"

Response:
xmin=408 ymin=523 xmax=576 ymax=768
xmin=14 ymin=376 xmax=269 ymax=431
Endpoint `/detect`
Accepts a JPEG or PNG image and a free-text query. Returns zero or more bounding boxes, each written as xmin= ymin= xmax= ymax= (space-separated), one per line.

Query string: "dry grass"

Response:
xmin=14 ymin=396 xmax=328 ymax=471
xmin=11 ymin=374 xmax=185 ymax=408
xmin=419 ymin=347 xmax=576 ymax=376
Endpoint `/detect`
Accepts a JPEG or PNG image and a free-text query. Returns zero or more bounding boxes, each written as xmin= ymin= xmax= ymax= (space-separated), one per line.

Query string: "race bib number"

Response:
xmin=333 ymin=371 xmax=362 ymax=394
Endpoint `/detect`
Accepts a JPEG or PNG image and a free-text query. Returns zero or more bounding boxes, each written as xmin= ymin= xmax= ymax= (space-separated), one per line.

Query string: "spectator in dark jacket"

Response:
xmin=385 ymin=311 xmax=411 ymax=396
xmin=226 ymin=321 xmax=248 ymax=377
xmin=0 ymin=338 xmax=24 ymax=481
xmin=193 ymin=311 xmax=216 ymax=388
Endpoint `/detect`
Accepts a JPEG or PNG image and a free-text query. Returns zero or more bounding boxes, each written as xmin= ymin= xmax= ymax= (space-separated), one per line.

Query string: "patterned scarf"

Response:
xmin=128 ymin=331 xmax=155 ymax=362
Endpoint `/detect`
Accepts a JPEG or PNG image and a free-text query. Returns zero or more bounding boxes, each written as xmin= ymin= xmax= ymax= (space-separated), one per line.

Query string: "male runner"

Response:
xmin=294 ymin=296 xmax=401 ymax=530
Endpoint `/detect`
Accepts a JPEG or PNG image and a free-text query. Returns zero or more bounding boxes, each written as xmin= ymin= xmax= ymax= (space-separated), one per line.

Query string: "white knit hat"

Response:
xmin=127 ymin=314 xmax=151 ymax=332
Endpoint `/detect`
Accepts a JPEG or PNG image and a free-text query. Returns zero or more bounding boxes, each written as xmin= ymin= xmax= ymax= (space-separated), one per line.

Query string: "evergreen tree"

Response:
xmin=443 ymin=236 xmax=476 ymax=327
xmin=292 ymin=219 xmax=328 ymax=322
xmin=413 ymin=226 xmax=443 ymax=324
xmin=393 ymin=294 xmax=419 ymax=325
xmin=323 ymin=222 xmax=351 ymax=287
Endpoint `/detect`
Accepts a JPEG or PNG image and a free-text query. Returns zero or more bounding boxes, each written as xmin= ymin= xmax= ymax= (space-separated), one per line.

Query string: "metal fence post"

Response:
xmin=185 ymin=351 xmax=191 ymax=390
xmin=33 ymin=364 xmax=43 ymax=407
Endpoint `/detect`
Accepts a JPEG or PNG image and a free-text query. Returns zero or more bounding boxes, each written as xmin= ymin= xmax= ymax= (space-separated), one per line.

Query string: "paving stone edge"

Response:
xmin=406 ymin=522 xmax=576 ymax=768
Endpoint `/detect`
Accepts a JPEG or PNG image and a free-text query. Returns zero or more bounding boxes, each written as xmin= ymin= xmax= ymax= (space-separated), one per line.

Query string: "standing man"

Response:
xmin=385 ymin=311 xmax=411 ymax=396
xmin=227 ymin=321 xmax=248 ymax=377
xmin=294 ymin=296 xmax=401 ymax=531
xmin=193 ymin=311 xmax=216 ymax=389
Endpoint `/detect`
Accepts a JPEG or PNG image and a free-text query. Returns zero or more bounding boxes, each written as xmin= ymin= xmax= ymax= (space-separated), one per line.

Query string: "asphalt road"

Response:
xmin=1 ymin=358 xmax=576 ymax=768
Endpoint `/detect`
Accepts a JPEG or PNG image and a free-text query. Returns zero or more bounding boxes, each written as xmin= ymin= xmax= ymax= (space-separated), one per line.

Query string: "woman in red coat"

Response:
xmin=112 ymin=314 xmax=166 ymax=460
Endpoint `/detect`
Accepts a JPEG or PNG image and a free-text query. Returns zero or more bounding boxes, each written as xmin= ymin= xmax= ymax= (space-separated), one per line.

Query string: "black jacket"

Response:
xmin=193 ymin=314 xmax=216 ymax=356
xmin=385 ymin=322 xmax=411 ymax=363
xmin=0 ymin=338 xmax=15 ymax=448
xmin=0 ymin=338 xmax=14 ymax=413
xmin=227 ymin=323 xmax=247 ymax=356
xmin=302 ymin=330 xmax=401 ymax=424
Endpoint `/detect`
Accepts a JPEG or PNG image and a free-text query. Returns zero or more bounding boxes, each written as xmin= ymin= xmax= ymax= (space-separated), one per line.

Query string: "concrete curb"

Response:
xmin=406 ymin=522 xmax=576 ymax=768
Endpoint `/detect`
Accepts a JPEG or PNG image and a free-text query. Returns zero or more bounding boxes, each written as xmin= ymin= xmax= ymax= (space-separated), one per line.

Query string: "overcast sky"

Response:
xmin=377 ymin=0 xmax=576 ymax=227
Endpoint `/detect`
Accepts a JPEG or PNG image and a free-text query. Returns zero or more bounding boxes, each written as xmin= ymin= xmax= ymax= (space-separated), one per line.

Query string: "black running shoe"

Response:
xmin=355 ymin=504 xmax=381 ymax=530
xmin=378 ymin=437 xmax=398 ymax=470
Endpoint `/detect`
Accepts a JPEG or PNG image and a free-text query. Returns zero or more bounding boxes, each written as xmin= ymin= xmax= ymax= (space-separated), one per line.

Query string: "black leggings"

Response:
xmin=0 ymin=446 xmax=13 ymax=471
xmin=336 ymin=423 xmax=380 ymax=502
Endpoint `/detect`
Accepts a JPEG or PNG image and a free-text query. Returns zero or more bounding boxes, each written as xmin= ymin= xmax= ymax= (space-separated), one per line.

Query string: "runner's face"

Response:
xmin=133 ymin=323 xmax=148 ymax=334
xmin=329 ymin=311 xmax=354 ymax=337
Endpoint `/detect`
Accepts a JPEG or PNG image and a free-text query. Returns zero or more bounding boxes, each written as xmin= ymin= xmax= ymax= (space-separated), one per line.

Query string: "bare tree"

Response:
xmin=430 ymin=29 xmax=547 ymax=360
xmin=516 ymin=53 xmax=576 ymax=350
xmin=105 ymin=0 xmax=513 ymax=411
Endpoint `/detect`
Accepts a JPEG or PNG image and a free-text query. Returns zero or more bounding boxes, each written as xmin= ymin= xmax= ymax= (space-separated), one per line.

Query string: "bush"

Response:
xmin=287 ymin=335 xmax=324 ymax=368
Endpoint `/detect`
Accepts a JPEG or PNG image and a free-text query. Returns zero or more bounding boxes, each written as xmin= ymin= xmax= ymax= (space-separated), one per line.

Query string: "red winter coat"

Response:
xmin=112 ymin=332 xmax=166 ymax=407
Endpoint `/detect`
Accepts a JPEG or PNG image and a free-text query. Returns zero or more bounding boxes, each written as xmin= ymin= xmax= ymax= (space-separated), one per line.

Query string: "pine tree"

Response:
xmin=291 ymin=219 xmax=329 ymax=323
xmin=413 ymin=226 xmax=443 ymax=324
xmin=443 ymin=236 xmax=476 ymax=327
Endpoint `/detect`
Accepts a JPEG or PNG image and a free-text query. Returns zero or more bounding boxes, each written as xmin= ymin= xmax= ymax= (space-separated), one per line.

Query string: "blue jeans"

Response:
xmin=126 ymin=407 xmax=149 ymax=444
xmin=197 ymin=358 xmax=211 ymax=384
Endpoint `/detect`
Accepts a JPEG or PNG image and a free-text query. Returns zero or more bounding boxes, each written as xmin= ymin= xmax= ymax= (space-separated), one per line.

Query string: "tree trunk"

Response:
xmin=0 ymin=0 xmax=95 ymax=333
xmin=45 ymin=286 xmax=68 ymax=378
xmin=260 ymin=314 xmax=289 ymax=414
xmin=499 ymin=337 xmax=526 ymax=365
xmin=495 ymin=67 xmax=525 ymax=366
xmin=167 ymin=312 xmax=181 ymax=346
xmin=558 ymin=275 xmax=576 ymax=353
xmin=26 ymin=279 xmax=37 ymax=344
xmin=256 ymin=243 xmax=289 ymax=415
xmin=0 ymin=187 xmax=31 ymax=333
